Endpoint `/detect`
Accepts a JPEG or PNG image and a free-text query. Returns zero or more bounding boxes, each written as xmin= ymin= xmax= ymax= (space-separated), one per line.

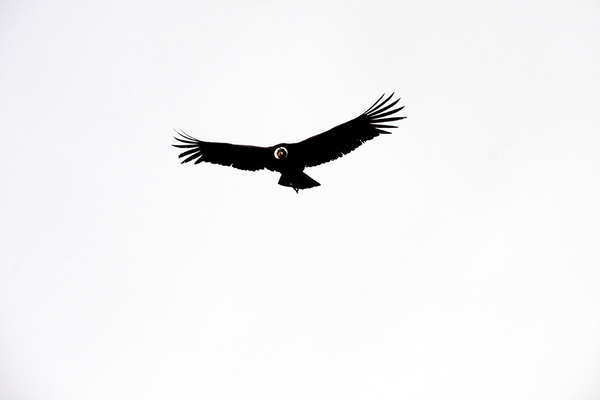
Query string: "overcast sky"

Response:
xmin=1 ymin=1 xmax=600 ymax=399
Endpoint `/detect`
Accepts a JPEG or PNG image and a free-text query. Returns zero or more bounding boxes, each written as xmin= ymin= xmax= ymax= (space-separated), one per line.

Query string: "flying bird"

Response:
xmin=172 ymin=93 xmax=405 ymax=192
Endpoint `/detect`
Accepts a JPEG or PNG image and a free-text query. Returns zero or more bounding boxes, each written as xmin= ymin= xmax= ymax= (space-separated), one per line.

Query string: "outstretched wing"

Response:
xmin=172 ymin=130 xmax=272 ymax=171
xmin=291 ymin=93 xmax=405 ymax=167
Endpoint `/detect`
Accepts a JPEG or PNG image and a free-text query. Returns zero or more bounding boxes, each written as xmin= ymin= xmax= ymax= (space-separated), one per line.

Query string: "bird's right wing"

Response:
xmin=290 ymin=93 xmax=405 ymax=168
xmin=172 ymin=130 xmax=273 ymax=171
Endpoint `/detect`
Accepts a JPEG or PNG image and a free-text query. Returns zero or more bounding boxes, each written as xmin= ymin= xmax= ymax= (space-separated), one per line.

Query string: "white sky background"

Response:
xmin=1 ymin=0 xmax=600 ymax=399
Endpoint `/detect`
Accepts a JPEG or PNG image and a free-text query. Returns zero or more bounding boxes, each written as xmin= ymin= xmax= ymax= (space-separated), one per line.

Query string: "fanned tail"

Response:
xmin=278 ymin=171 xmax=320 ymax=192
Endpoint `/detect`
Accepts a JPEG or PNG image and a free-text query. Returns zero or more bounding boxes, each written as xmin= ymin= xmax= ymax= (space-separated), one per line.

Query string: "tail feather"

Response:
xmin=278 ymin=171 xmax=320 ymax=192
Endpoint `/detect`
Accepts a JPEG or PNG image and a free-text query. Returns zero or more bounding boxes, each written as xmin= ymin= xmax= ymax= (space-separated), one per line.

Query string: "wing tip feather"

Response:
xmin=363 ymin=92 xmax=405 ymax=118
xmin=364 ymin=93 xmax=386 ymax=114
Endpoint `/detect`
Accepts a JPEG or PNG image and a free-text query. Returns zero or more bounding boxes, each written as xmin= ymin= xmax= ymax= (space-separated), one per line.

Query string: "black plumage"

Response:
xmin=172 ymin=93 xmax=405 ymax=192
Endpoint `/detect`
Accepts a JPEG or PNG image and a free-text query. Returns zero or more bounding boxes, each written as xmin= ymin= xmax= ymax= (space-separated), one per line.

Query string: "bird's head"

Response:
xmin=274 ymin=146 xmax=288 ymax=160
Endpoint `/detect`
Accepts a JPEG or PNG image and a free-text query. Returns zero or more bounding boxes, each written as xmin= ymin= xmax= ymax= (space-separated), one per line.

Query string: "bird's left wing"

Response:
xmin=290 ymin=93 xmax=405 ymax=168
xmin=172 ymin=130 xmax=273 ymax=171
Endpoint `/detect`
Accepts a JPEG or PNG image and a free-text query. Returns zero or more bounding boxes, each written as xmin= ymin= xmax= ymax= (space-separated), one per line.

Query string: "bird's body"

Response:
xmin=172 ymin=93 xmax=405 ymax=192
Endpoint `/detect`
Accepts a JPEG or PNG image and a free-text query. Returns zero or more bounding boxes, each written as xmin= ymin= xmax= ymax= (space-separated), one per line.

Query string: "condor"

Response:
xmin=172 ymin=93 xmax=405 ymax=192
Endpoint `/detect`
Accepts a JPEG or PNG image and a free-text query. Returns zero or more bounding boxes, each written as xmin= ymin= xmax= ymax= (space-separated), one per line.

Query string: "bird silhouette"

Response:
xmin=172 ymin=93 xmax=405 ymax=192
